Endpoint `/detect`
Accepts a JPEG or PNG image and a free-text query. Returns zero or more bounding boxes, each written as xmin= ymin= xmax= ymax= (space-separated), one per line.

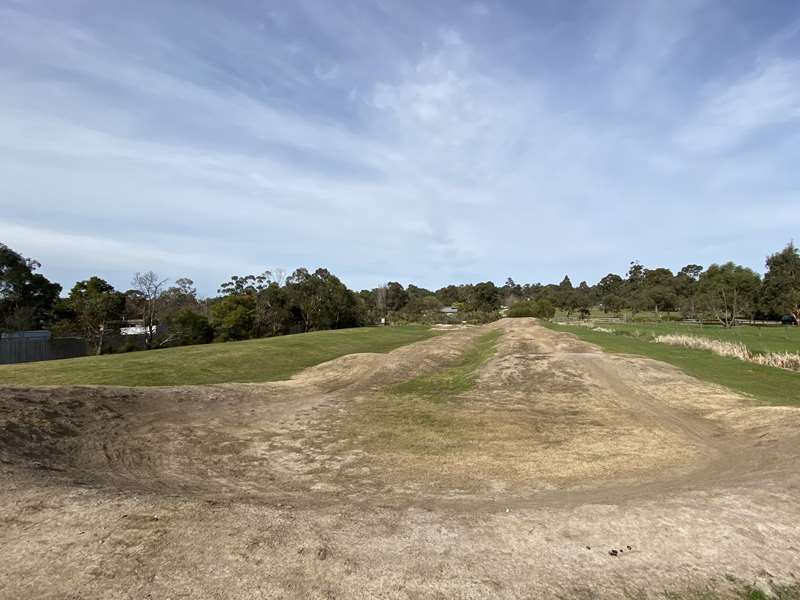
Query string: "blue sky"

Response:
xmin=2 ymin=0 xmax=799 ymax=295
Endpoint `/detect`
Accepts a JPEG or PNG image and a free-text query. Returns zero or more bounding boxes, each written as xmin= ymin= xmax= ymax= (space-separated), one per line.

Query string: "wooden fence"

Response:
xmin=553 ymin=316 xmax=787 ymax=327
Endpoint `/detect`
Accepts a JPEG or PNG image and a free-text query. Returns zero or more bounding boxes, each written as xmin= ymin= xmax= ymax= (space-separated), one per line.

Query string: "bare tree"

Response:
xmin=272 ymin=268 xmax=286 ymax=287
xmin=375 ymin=285 xmax=387 ymax=315
xmin=132 ymin=271 xmax=168 ymax=349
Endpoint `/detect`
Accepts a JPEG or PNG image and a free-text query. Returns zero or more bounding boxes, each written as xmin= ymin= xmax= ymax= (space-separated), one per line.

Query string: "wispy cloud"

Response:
xmin=675 ymin=59 xmax=800 ymax=154
xmin=2 ymin=1 xmax=799 ymax=293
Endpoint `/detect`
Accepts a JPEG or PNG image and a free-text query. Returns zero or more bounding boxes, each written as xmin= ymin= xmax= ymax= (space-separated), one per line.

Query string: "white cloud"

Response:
xmin=1 ymin=2 xmax=798 ymax=293
xmin=675 ymin=59 xmax=800 ymax=154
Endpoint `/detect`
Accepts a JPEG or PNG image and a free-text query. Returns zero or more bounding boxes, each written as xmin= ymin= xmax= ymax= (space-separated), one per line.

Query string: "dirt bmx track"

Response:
xmin=1 ymin=319 xmax=799 ymax=599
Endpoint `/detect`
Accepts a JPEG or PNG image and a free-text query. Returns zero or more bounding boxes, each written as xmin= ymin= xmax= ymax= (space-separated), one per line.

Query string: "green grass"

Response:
xmin=0 ymin=325 xmax=440 ymax=387
xmin=544 ymin=322 xmax=800 ymax=406
xmin=390 ymin=328 xmax=503 ymax=402
xmin=597 ymin=321 xmax=800 ymax=355
xmin=343 ymin=329 xmax=503 ymax=454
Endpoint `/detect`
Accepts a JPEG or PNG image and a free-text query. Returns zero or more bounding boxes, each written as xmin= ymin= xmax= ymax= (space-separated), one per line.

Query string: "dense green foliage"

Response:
xmin=0 ymin=243 xmax=61 ymax=331
xmin=760 ymin=242 xmax=800 ymax=323
xmin=67 ymin=276 xmax=126 ymax=354
xmin=0 ymin=325 xmax=438 ymax=386
xmin=544 ymin=322 xmax=800 ymax=406
xmin=165 ymin=308 xmax=215 ymax=346
xmin=2 ymin=238 xmax=797 ymax=359
xmin=499 ymin=243 xmax=799 ymax=327
xmin=507 ymin=298 xmax=555 ymax=318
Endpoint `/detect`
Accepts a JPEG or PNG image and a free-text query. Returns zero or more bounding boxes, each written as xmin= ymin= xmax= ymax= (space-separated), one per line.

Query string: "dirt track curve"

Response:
xmin=1 ymin=318 xmax=799 ymax=599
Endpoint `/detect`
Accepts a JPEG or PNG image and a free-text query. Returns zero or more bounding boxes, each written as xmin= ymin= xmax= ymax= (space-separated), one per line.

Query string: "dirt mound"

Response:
xmin=1 ymin=318 xmax=799 ymax=598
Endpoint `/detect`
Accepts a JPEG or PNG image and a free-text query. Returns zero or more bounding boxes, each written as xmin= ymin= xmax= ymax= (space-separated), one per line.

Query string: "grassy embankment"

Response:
xmin=543 ymin=321 xmax=800 ymax=406
xmin=344 ymin=329 xmax=503 ymax=454
xmin=0 ymin=325 xmax=439 ymax=387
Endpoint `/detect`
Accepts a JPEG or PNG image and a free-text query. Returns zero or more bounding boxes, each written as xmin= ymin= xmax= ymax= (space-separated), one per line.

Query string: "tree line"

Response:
xmin=510 ymin=242 xmax=799 ymax=327
xmin=1 ymin=240 xmax=798 ymax=354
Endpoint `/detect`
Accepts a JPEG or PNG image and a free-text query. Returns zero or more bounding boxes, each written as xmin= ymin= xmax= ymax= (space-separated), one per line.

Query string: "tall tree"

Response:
xmin=674 ymin=264 xmax=703 ymax=318
xmin=0 ymin=243 xmax=61 ymax=331
xmin=435 ymin=284 xmax=462 ymax=306
xmin=468 ymin=281 xmax=500 ymax=312
xmin=760 ymin=242 xmax=800 ymax=322
xmin=68 ymin=277 xmax=125 ymax=354
xmin=501 ymin=277 xmax=522 ymax=305
xmin=625 ymin=261 xmax=647 ymax=312
xmin=556 ymin=275 xmax=576 ymax=314
xmin=384 ymin=282 xmax=409 ymax=312
xmin=696 ymin=263 xmax=761 ymax=327
xmin=132 ymin=271 xmax=168 ymax=349
xmin=574 ymin=281 xmax=593 ymax=318
xmin=218 ymin=272 xmax=272 ymax=296
xmin=210 ymin=294 xmax=255 ymax=341
xmin=159 ymin=277 xmax=202 ymax=320
xmin=286 ymin=268 xmax=322 ymax=332
xmin=255 ymin=282 xmax=290 ymax=337
xmin=596 ymin=273 xmax=625 ymax=313
xmin=642 ymin=268 xmax=676 ymax=317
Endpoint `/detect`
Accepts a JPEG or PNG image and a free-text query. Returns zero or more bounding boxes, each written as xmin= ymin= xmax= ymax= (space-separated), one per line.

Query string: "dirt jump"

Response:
xmin=1 ymin=318 xmax=799 ymax=599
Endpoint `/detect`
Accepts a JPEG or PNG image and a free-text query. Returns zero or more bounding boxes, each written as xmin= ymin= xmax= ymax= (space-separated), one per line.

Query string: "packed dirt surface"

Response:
xmin=1 ymin=318 xmax=799 ymax=599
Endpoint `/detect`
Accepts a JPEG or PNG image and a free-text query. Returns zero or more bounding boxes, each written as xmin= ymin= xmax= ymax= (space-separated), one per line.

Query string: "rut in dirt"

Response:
xmin=1 ymin=318 xmax=798 ymax=507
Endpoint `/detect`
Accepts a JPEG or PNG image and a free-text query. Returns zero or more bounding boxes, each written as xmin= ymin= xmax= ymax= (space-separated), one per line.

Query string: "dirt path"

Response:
xmin=1 ymin=319 xmax=799 ymax=598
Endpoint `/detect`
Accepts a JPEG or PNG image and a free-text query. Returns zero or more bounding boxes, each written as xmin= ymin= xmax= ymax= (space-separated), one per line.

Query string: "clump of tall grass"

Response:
xmin=751 ymin=352 xmax=800 ymax=371
xmin=653 ymin=334 xmax=800 ymax=373
xmin=654 ymin=335 xmax=751 ymax=360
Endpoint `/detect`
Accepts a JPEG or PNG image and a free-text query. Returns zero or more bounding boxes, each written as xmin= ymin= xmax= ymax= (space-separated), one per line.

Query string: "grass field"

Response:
xmin=593 ymin=321 xmax=800 ymax=354
xmin=544 ymin=322 xmax=800 ymax=406
xmin=0 ymin=325 xmax=439 ymax=387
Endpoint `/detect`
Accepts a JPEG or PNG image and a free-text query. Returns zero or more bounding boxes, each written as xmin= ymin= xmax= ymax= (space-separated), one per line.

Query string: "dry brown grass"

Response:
xmin=653 ymin=334 xmax=800 ymax=373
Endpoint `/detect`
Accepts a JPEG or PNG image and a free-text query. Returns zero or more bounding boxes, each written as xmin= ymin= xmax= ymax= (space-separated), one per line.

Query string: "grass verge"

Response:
xmin=596 ymin=321 xmax=800 ymax=355
xmin=544 ymin=322 xmax=800 ymax=407
xmin=342 ymin=329 xmax=503 ymax=454
xmin=0 ymin=325 xmax=440 ymax=387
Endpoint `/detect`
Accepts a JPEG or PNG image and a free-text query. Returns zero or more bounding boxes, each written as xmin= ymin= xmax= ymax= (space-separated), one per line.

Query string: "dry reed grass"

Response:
xmin=653 ymin=334 xmax=800 ymax=373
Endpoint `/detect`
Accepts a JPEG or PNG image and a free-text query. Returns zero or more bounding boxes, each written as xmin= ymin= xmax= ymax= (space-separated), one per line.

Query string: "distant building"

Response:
xmin=440 ymin=306 xmax=458 ymax=316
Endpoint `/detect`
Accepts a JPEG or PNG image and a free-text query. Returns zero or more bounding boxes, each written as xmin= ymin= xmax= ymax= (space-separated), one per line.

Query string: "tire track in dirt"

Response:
xmin=2 ymin=318 xmax=800 ymax=598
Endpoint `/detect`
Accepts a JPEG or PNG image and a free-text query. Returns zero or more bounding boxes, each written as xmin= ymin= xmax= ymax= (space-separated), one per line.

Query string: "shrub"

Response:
xmin=507 ymin=299 xmax=555 ymax=319
xmin=166 ymin=309 xmax=214 ymax=346
xmin=507 ymin=302 xmax=535 ymax=318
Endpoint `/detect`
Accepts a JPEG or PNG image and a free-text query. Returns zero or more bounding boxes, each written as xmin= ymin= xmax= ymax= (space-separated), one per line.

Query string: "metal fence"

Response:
xmin=0 ymin=331 xmax=88 ymax=365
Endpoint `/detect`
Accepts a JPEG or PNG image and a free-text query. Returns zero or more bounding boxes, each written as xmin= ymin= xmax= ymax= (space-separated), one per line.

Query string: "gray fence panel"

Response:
xmin=0 ymin=337 xmax=88 ymax=365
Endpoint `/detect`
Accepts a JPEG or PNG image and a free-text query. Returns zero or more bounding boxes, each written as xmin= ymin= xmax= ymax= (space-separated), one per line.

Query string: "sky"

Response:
xmin=2 ymin=0 xmax=800 ymax=296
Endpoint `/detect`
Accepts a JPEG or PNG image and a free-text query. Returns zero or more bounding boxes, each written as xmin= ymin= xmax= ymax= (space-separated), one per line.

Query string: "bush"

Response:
xmin=166 ymin=309 xmax=214 ymax=346
xmin=508 ymin=302 xmax=535 ymax=318
xmin=507 ymin=299 xmax=555 ymax=319
xmin=460 ymin=310 xmax=500 ymax=324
